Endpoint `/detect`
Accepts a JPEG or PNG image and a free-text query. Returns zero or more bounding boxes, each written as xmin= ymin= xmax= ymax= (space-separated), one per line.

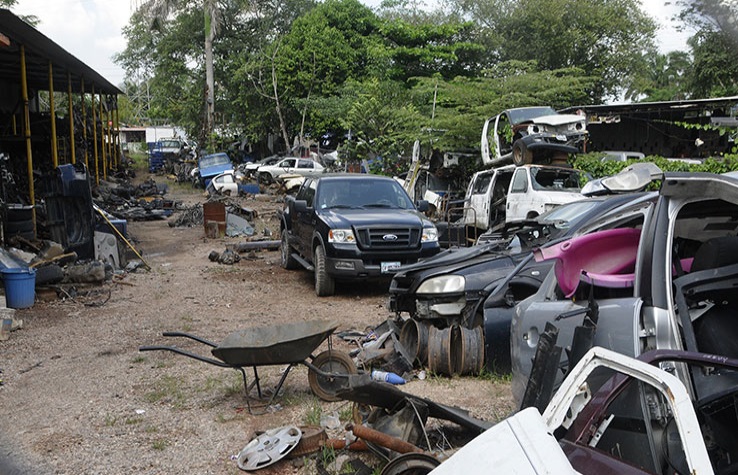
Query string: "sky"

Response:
xmin=9 ymin=0 xmax=694 ymax=88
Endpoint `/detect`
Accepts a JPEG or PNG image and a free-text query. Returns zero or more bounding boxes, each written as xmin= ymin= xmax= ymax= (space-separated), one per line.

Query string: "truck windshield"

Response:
xmin=318 ymin=179 xmax=414 ymax=209
xmin=507 ymin=107 xmax=557 ymax=124
xmin=199 ymin=153 xmax=231 ymax=168
xmin=530 ymin=167 xmax=582 ymax=192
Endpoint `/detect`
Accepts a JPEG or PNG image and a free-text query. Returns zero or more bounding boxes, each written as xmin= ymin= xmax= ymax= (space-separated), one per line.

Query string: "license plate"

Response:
xmin=381 ymin=261 xmax=401 ymax=273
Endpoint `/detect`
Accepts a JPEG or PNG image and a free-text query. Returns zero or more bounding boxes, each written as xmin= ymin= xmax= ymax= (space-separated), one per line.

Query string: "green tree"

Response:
xmin=408 ymin=61 xmax=598 ymax=151
xmin=341 ymin=79 xmax=424 ymax=174
xmin=2 ymin=0 xmax=39 ymax=25
xmin=626 ymin=51 xmax=691 ymax=102
xmin=676 ymin=0 xmax=738 ymax=97
xmin=687 ymin=30 xmax=738 ymax=97
xmin=450 ymin=0 xmax=657 ymax=101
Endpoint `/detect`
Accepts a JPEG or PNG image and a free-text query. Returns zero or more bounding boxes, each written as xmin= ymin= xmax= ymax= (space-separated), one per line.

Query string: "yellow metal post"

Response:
xmin=113 ymin=103 xmax=120 ymax=168
xmin=48 ymin=61 xmax=58 ymax=168
xmin=68 ymin=72 xmax=76 ymax=164
xmin=100 ymin=93 xmax=107 ymax=180
xmin=81 ymin=78 xmax=88 ymax=170
xmin=20 ymin=45 xmax=36 ymax=234
xmin=105 ymin=98 xmax=112 ymax=173
xmin=91 ymin=86 xmax=99 ymax=185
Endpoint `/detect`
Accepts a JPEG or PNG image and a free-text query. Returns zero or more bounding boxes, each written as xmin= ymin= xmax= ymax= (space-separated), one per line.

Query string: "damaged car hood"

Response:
xmin=523 ymin=113 xmax=584 ymax=127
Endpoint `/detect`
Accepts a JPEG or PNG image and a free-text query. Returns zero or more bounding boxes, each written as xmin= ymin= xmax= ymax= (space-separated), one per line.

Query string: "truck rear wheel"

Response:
xmin=314 ymin=244 xmax=335 ymax=297
xmin=512 ymin=140 xmax=533 ymax=166
xmin=281 ymin=229 xmax=300 ymax=270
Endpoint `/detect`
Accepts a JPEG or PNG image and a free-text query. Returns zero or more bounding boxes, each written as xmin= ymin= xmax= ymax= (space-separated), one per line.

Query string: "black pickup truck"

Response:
xmin=280 ymin=174 xmax=441 ymax=296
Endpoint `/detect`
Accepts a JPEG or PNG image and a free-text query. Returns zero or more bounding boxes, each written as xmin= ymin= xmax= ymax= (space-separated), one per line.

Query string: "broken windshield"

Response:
xmin=530 ymin=167 xmax=582 ymax=191
xmin=507 ymin=107 xmax=557 ymax=124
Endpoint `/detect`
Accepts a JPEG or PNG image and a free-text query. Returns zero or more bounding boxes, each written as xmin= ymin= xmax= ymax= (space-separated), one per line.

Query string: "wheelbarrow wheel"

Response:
xmin=308 ymin=350 xmax=357 ymax=402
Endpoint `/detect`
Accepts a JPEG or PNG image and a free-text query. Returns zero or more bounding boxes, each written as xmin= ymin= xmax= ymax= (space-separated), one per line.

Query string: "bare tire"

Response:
xmin=307 ymin=350 xmax=357 ymax=402
xmin=280 ymin=229 xmax=300 ymax=270
xmin=314 ymin=245 xmax=335 ymax=296
xmin=512 ymin=140 xmax=532 ymax=166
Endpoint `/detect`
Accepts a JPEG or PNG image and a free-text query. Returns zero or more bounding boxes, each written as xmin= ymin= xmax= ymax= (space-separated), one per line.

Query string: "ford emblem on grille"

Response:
xmin=383 ymin=234 xmax=398 ymax=241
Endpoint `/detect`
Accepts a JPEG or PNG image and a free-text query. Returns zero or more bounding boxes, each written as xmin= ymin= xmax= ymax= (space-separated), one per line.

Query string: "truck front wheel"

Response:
xmin=512 ymin=140 xmax=533 ymax=166
xmin=314 ymin=244 xmax=335 ymax=297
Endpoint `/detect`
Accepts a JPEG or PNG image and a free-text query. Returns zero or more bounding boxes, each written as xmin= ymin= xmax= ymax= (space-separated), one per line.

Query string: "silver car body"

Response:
xmin=511 ymin=170 xmax=738 ymax=403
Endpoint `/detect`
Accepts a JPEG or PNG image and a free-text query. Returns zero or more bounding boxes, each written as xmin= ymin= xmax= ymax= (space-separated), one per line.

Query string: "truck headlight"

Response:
xmin=422 ymin=226 xmax=438 ymax=243
xmin=328 ymin=229 xmax=355 ymax=244
xmin=416 ymin=275 xmax=465 ymax=295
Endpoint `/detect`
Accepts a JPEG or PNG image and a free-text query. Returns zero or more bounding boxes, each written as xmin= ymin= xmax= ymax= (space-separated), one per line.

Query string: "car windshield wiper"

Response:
xmin=363 ymin=203 xmax=397 ymax=208
xmin=326 ymin=204 xmax=360 ymax=209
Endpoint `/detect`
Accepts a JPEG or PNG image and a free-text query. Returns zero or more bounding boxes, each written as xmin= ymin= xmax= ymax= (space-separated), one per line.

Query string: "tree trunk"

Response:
xmin=204 ymin=6 xmax=215 ymax=146
xmin=271 ymin=50 xmax=290 ymax=152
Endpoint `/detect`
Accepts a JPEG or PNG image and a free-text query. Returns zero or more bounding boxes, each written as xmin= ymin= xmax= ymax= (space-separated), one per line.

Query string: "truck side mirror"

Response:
xmin=294 ymin=200 xmax=308 ymax=212
xmin=416 ymin=200 xmax=429 ymax=212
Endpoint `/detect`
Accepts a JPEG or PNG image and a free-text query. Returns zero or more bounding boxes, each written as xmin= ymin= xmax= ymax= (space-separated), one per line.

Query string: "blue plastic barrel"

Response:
xmin=2 ymin=267 xmax=36 ymax=309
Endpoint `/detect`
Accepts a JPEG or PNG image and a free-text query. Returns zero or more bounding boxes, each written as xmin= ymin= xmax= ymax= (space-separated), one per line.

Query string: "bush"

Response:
xmin=572 ymin=153 xmax=738 ymax=179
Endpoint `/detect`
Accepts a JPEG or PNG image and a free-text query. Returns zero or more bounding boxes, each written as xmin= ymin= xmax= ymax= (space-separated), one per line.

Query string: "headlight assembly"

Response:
xmin=416 ymin=275 xmax=465 ymax=295
xmin=422 ymin=226 xmax=438 ymax=243
xmin=328 ymin=229 xmax=355 ymax=244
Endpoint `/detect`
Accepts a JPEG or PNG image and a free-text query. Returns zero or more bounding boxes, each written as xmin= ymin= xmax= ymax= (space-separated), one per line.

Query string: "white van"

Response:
xmin=463 ymin=164 xmax=585 ymax=232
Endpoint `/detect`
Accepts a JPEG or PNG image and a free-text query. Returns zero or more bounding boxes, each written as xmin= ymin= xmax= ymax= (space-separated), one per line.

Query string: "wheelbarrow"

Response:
xmin=139 ymin=319 xmax=357 ymax=412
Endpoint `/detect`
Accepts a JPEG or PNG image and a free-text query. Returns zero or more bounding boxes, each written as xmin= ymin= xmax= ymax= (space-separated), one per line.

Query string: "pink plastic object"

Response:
xmin=534 ymin=228 xmax=641 ymax=297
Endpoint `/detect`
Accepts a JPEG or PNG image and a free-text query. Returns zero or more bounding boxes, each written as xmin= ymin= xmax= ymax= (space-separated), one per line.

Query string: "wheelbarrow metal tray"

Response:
xmin=212 ymin=319 xmax=339 ymax=367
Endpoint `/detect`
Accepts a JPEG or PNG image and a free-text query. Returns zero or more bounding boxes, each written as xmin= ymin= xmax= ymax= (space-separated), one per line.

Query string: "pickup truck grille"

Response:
xmin=356 ymin=227 xmax=420 ymax=249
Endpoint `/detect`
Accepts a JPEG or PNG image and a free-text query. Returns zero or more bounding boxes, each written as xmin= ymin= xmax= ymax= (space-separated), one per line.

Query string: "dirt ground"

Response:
xmin=0 ymin=169 xmax=515 ymax=475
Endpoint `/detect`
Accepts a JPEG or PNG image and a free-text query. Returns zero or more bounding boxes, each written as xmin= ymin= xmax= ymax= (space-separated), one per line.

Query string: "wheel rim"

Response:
xmin=308 ymin=351 xmax=356 ymax=401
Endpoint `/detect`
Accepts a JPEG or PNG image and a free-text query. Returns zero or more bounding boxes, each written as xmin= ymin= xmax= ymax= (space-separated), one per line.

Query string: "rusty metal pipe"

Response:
xmin=346 ymin=424 xmax=423 ymax=454
xmin=323 ymin=438 xmax=369 ymax=451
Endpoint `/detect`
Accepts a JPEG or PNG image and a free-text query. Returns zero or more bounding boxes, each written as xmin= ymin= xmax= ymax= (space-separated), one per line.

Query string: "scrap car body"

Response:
xmin=481 ymin=106 xmax=588 ymax=167
xmin=432 ymin=347 xmax=731 ymax=475
xmin=462 ymin=164 xmax=586 ymax=236
xmin=388 ymin=193 xmax=647 ymax=373
xmin=510 ymin=165 xmax=738 ymax=412
xmin=192 ymin=152 xmax=234 ymax=188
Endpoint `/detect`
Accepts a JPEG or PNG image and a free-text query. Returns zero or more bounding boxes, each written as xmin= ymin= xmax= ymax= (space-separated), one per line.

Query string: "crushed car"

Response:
xmin=481 ymin=106 xmax=588 ymax=167
xmin=431 ymin=346 xmax=735 ymax=475
xmin=191 ymin=152 xmax=234 ymax=188
xmin=510 ymin=163 xmax=738 ymax=410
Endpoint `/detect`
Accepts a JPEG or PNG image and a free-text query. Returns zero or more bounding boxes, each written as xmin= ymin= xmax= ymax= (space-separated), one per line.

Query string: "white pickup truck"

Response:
xmin=462 ymin=164 xmax=585 ymax=234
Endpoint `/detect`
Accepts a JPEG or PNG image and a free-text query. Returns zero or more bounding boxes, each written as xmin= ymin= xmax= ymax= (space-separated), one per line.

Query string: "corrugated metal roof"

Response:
xmin=0 ymin=8 xmax=121 ymax=95
xmin=561 ymin=96 xmax=738 ymax=116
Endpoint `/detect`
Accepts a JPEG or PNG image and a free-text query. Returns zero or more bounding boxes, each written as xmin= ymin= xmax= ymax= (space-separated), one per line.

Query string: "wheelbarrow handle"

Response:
xmin=139 ymin=345 xmax=231 ymax=368
xmin=161 ymin=331 xmax=218 ymax=347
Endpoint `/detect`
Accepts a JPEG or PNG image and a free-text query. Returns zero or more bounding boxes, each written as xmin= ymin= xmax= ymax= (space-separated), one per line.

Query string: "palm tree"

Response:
xmin=137 ymin=0 xmax=219 ymax=145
